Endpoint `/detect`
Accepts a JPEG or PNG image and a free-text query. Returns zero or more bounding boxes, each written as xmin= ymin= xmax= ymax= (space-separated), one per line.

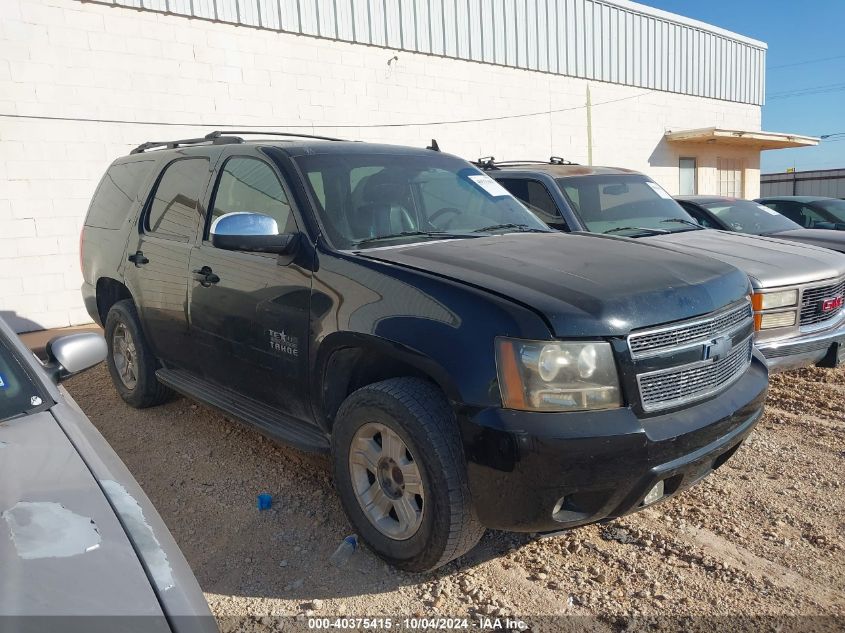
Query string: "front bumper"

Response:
xmin=756 ymin=321 xmax=845 ymax=372
xmin=460 ymin=356 xmax=767 ymax=532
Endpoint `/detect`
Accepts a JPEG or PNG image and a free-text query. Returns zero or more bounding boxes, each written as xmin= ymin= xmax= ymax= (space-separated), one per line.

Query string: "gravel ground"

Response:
xmin=64 ymin=365 xmax=845 ymax=630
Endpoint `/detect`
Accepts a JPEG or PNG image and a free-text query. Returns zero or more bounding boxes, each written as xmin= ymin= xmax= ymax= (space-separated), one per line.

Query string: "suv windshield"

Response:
xmin=294 ymin=152 xmax=551 ymax=249
xmin=557 ymin=174 xmax=701 ymax=236
xmin=702 ymin=199 xmax=800 ymax=234
xmin=814 ymin=199 xmax=845 ymax=222
xmin=0 ymin=336 xmax=45 ymax=422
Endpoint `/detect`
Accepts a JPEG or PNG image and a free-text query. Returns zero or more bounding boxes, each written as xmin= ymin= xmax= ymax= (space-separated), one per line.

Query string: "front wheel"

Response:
xmin=332 ymin=378 xmax=484 ymax=572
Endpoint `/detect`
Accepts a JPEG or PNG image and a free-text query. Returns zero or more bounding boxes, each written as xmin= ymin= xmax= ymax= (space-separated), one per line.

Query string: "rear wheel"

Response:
xmin=104 ymin=299 xmax=172 ymax=408
xmin=332 ymin=377 xmax=484 ymax=572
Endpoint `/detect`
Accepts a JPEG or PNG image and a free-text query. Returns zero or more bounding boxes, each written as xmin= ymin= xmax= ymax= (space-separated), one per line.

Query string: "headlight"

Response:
xmin=495 ymin=338 xmax=622 ymax=412
xmin=753 ymin=290 xmax=798 ymax=310
xmin=759 ymin=312 xmax=796 ymax=329
xmin=752 ymin=290 xmax=799 ymax=330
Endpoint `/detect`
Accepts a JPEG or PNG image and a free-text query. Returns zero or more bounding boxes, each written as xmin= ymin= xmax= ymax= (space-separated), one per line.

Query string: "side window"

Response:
xmin=771 ymin=202 xmax=802 ymax=224
xmin=497 ymin=178 xmax=562 ymax=226
xmin=86 ymin=159 xmax=156 ymax=230
xmin=800 ymin=205 xmax=826 ymax=228
xmin=681 ymin=204 xmax=715 ymax=228
xmin=209 ymin=157 xmax=297 ymax=236
xmin=146 ymin=158 xmax=209 ymax=241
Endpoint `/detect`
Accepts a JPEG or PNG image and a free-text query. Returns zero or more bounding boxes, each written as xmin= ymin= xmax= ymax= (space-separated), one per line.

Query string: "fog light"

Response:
xmin=643 ymin=481 xmax=665 ymax=505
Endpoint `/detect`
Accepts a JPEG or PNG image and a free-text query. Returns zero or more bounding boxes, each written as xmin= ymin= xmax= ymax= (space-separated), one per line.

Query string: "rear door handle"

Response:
xmin=192 ymin=266 xmax=220 ymax=287
xmin=128 ymin=250 xmax=149 ymax=267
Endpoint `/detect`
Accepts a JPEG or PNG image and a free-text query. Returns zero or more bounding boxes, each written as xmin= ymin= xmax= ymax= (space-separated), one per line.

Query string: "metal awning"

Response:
xmin=664 ymin=127 xmax=819 ymax=150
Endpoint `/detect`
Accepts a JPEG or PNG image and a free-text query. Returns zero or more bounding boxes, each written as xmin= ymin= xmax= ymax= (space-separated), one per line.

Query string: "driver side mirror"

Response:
xmin=211 ymin=212 xmax=299 ymax=255
xmin=43 ymin=333 xmax=107 ymax=383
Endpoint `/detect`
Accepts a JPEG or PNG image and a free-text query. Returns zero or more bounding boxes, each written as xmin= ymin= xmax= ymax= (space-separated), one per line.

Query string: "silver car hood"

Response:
xmin=0 ymin=410 xmax=167 ymax=621
xmin=643 ymin=230 xmax=845 ymax=289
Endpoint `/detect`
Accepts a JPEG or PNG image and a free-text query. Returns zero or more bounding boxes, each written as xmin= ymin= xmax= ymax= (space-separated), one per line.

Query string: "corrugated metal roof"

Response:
xmin=88 ymin=0 xmax=767 ymax=105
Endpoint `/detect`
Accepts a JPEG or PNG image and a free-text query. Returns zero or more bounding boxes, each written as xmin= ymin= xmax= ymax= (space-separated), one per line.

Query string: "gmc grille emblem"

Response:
xmin=703 ymin=335 xmax=732 ymax=362
xmin=820 ymin=296 xmax=844 ymax=313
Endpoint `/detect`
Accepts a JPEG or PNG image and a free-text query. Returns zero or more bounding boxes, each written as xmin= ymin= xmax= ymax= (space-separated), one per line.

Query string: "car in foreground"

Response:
xmin=81 ymin=131 xmax=768 ymax=572
xmin=676 ymin=196 xmax=845 ymax=254
xmin=483 ymin=160 xmax=845 ymax=373
xmin=0 ymin=317 xmax=216 ymax=633
xmin=756 ymin=196 xmax=845 ymax=231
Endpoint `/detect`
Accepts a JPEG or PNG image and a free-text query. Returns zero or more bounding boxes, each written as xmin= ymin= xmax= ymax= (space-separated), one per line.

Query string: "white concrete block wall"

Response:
xmin=0 ymin=0 xmax=762 ymax=332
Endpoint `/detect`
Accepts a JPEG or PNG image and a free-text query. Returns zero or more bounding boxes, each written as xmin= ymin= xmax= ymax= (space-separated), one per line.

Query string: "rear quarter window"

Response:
xmin=85 ymin=159 xmax=156 ymax=230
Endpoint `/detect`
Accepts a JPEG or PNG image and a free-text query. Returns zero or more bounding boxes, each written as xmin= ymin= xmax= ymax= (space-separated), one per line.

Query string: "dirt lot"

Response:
xmin=64 ymin=365 xmax=845 ymax=629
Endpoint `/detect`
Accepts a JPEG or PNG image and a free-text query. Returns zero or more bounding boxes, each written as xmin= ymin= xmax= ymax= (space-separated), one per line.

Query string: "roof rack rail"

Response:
xmin=130 ymin=135 xmax=243 ymax=155
xmin=129 ymin=129 xmax=348 ymax=155
xmin=205 ymin=130 xmax=347 ymax=142
xmin=474 ymin=156 xmax=579 ymax=170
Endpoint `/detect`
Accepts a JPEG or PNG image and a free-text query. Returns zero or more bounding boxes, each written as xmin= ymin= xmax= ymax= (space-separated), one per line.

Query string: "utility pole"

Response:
xmin=586 ymin=85 xmax=593 ymax=166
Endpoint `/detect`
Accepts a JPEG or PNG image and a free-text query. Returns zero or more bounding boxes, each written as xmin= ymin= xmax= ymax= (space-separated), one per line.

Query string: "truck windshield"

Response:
xmin=701 ymin=199 xmax=800 ymax=234
xmin=0 ymin=336 xmax=46 ymax=422
xmin=814 ymin=199 xmax=845 ymax=223
xmin=294 ymin=152 xmax=551 ymax=249
xmin=557 ymin=174 xmax=702 ymax=236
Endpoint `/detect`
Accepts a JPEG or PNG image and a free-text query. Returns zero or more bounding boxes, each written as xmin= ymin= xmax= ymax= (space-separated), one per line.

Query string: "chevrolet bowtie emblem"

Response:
xmin=703 ymin=336 xmax=732 ymax=362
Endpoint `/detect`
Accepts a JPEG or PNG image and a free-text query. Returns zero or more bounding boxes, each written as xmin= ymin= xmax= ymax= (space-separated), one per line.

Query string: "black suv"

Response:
xmin=81 ymin=132 xmax=767 ymax=571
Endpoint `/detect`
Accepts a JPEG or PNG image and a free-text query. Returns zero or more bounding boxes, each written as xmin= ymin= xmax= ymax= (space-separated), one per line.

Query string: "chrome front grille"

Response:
xmin=637 ymin=337 xmax=753 ymax=413
xmin=800 ymin=279 xmax=845 ymax=327
xmin=628 ymin=300 xmax=752 ymax=359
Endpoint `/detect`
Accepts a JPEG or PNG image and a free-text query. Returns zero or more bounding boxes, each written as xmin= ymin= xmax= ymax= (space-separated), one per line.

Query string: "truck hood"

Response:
xmin=766 ymin=229 xmax=845 ymax=254
xmin=359 ymin=232 xmax=750 ymax=337
xmin=642 ymin=230 xmax=845 ymax=289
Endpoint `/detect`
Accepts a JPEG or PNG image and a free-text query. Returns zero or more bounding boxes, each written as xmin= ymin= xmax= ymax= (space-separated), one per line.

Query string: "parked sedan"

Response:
xmin=676 ymin=196 xmax=845 ymax=254
xmin=0 ymin=316 xmax=216 ymax=633
xmin=756 ymin=196 xmax=845 ymax=231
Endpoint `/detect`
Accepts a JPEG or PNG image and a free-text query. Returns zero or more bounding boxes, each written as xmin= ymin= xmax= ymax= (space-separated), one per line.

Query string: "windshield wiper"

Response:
xmin=660 ymin=218 xmax=703 ymax=231
xmin=472 ymin=223 xmax=549 ymax=234
xmin=352 ymin=231 xmax=471 ymax=247
xmin=603 ymin=226 xmax=670 ymax=236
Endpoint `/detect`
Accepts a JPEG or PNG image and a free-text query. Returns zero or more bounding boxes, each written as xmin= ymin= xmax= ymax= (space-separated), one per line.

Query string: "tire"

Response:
xmin=104 ymin=299 xmax=172 ymax=408
xmin=332 ymin=377 xmax=485 ymax=572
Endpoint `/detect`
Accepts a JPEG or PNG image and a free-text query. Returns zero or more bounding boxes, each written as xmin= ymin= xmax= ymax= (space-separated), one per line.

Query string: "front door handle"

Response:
xmin=128 ymin=250 xmax=149 ymax=267
xmin=192 ymin=266 xmax=220 ymax=287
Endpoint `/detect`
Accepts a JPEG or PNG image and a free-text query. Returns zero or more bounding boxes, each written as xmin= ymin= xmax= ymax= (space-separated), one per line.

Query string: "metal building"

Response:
xmin=761 ymin=168 xmax=845 ymax=199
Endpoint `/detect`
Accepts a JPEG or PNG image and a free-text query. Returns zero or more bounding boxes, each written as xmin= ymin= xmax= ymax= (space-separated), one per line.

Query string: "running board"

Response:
xmin=156 ymin=368 xmax=330 ymax=453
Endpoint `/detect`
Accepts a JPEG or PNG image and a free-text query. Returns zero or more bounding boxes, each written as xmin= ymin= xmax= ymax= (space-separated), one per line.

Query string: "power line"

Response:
xmin=769 ymin=54 xmax=845 ymax=70
xmin=819 ymin=132 xmax=845 ymax=139
xmin=768 ymin=82 xmax=845 ymax=100
xmin=0 ymin=91 xmax=651 ymax=130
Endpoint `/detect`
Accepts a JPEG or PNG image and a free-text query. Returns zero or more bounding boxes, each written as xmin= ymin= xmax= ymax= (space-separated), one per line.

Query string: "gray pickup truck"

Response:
xmin=482 ymin=161 xmax=845 ymax=372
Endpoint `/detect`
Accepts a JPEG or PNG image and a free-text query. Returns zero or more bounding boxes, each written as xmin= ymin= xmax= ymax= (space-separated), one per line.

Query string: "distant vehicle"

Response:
xmin=482 ymin=159 xmax=845 ymax=373
xmin=755 ymin=196 xmax=845 ymax=231
xmin=0 ymin=317 xmax=216 ymax=633
xmin=676 ymin=196 xmax=845 ymax=254
xmin=81 ymin=131 xmax=768 ymax=572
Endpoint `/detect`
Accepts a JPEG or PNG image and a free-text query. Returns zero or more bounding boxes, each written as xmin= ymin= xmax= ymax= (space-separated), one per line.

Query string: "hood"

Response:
xmin=0 ymin=411 xmax=165 ymax=619
xmin=359 ymin=232 xmax=750 ymax=337
xmin=642 ymin=230 xmax=845 ymax=289
xmin=767 ymin=229 xmax=845 ymax=254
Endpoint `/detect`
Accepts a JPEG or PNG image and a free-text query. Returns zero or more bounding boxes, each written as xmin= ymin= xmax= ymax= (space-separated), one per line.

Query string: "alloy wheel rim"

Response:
xmin=349 ymin=422 xmax=424 ymax=540
xmin=112 ymin=323 xmax=138 ymax=389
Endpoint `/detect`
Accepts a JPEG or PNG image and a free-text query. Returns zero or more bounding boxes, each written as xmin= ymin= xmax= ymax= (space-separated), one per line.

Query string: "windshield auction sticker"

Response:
xmin=466 ymin=174 xmax=511 ymax=198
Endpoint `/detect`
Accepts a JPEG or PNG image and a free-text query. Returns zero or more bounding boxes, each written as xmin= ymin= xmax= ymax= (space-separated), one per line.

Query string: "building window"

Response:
xmin=717 ymin=158 xmax=745 ymax=197
xmin=679 ymin=158 xmax=697 ymax=195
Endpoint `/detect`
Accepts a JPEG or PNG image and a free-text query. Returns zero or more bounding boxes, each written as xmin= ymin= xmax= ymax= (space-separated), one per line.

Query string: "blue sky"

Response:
xmin=641 ymin=0 xmax=845 ymax=173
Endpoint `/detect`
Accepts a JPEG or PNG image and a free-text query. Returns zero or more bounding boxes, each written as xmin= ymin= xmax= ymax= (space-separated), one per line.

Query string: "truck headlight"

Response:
xmin=752 ymin=290 xmax=799 ymax=330
xmin=496 ymin=338 xmax=622 ymax=412
xmin=753 ymin=290 xmax=798 ymax=310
